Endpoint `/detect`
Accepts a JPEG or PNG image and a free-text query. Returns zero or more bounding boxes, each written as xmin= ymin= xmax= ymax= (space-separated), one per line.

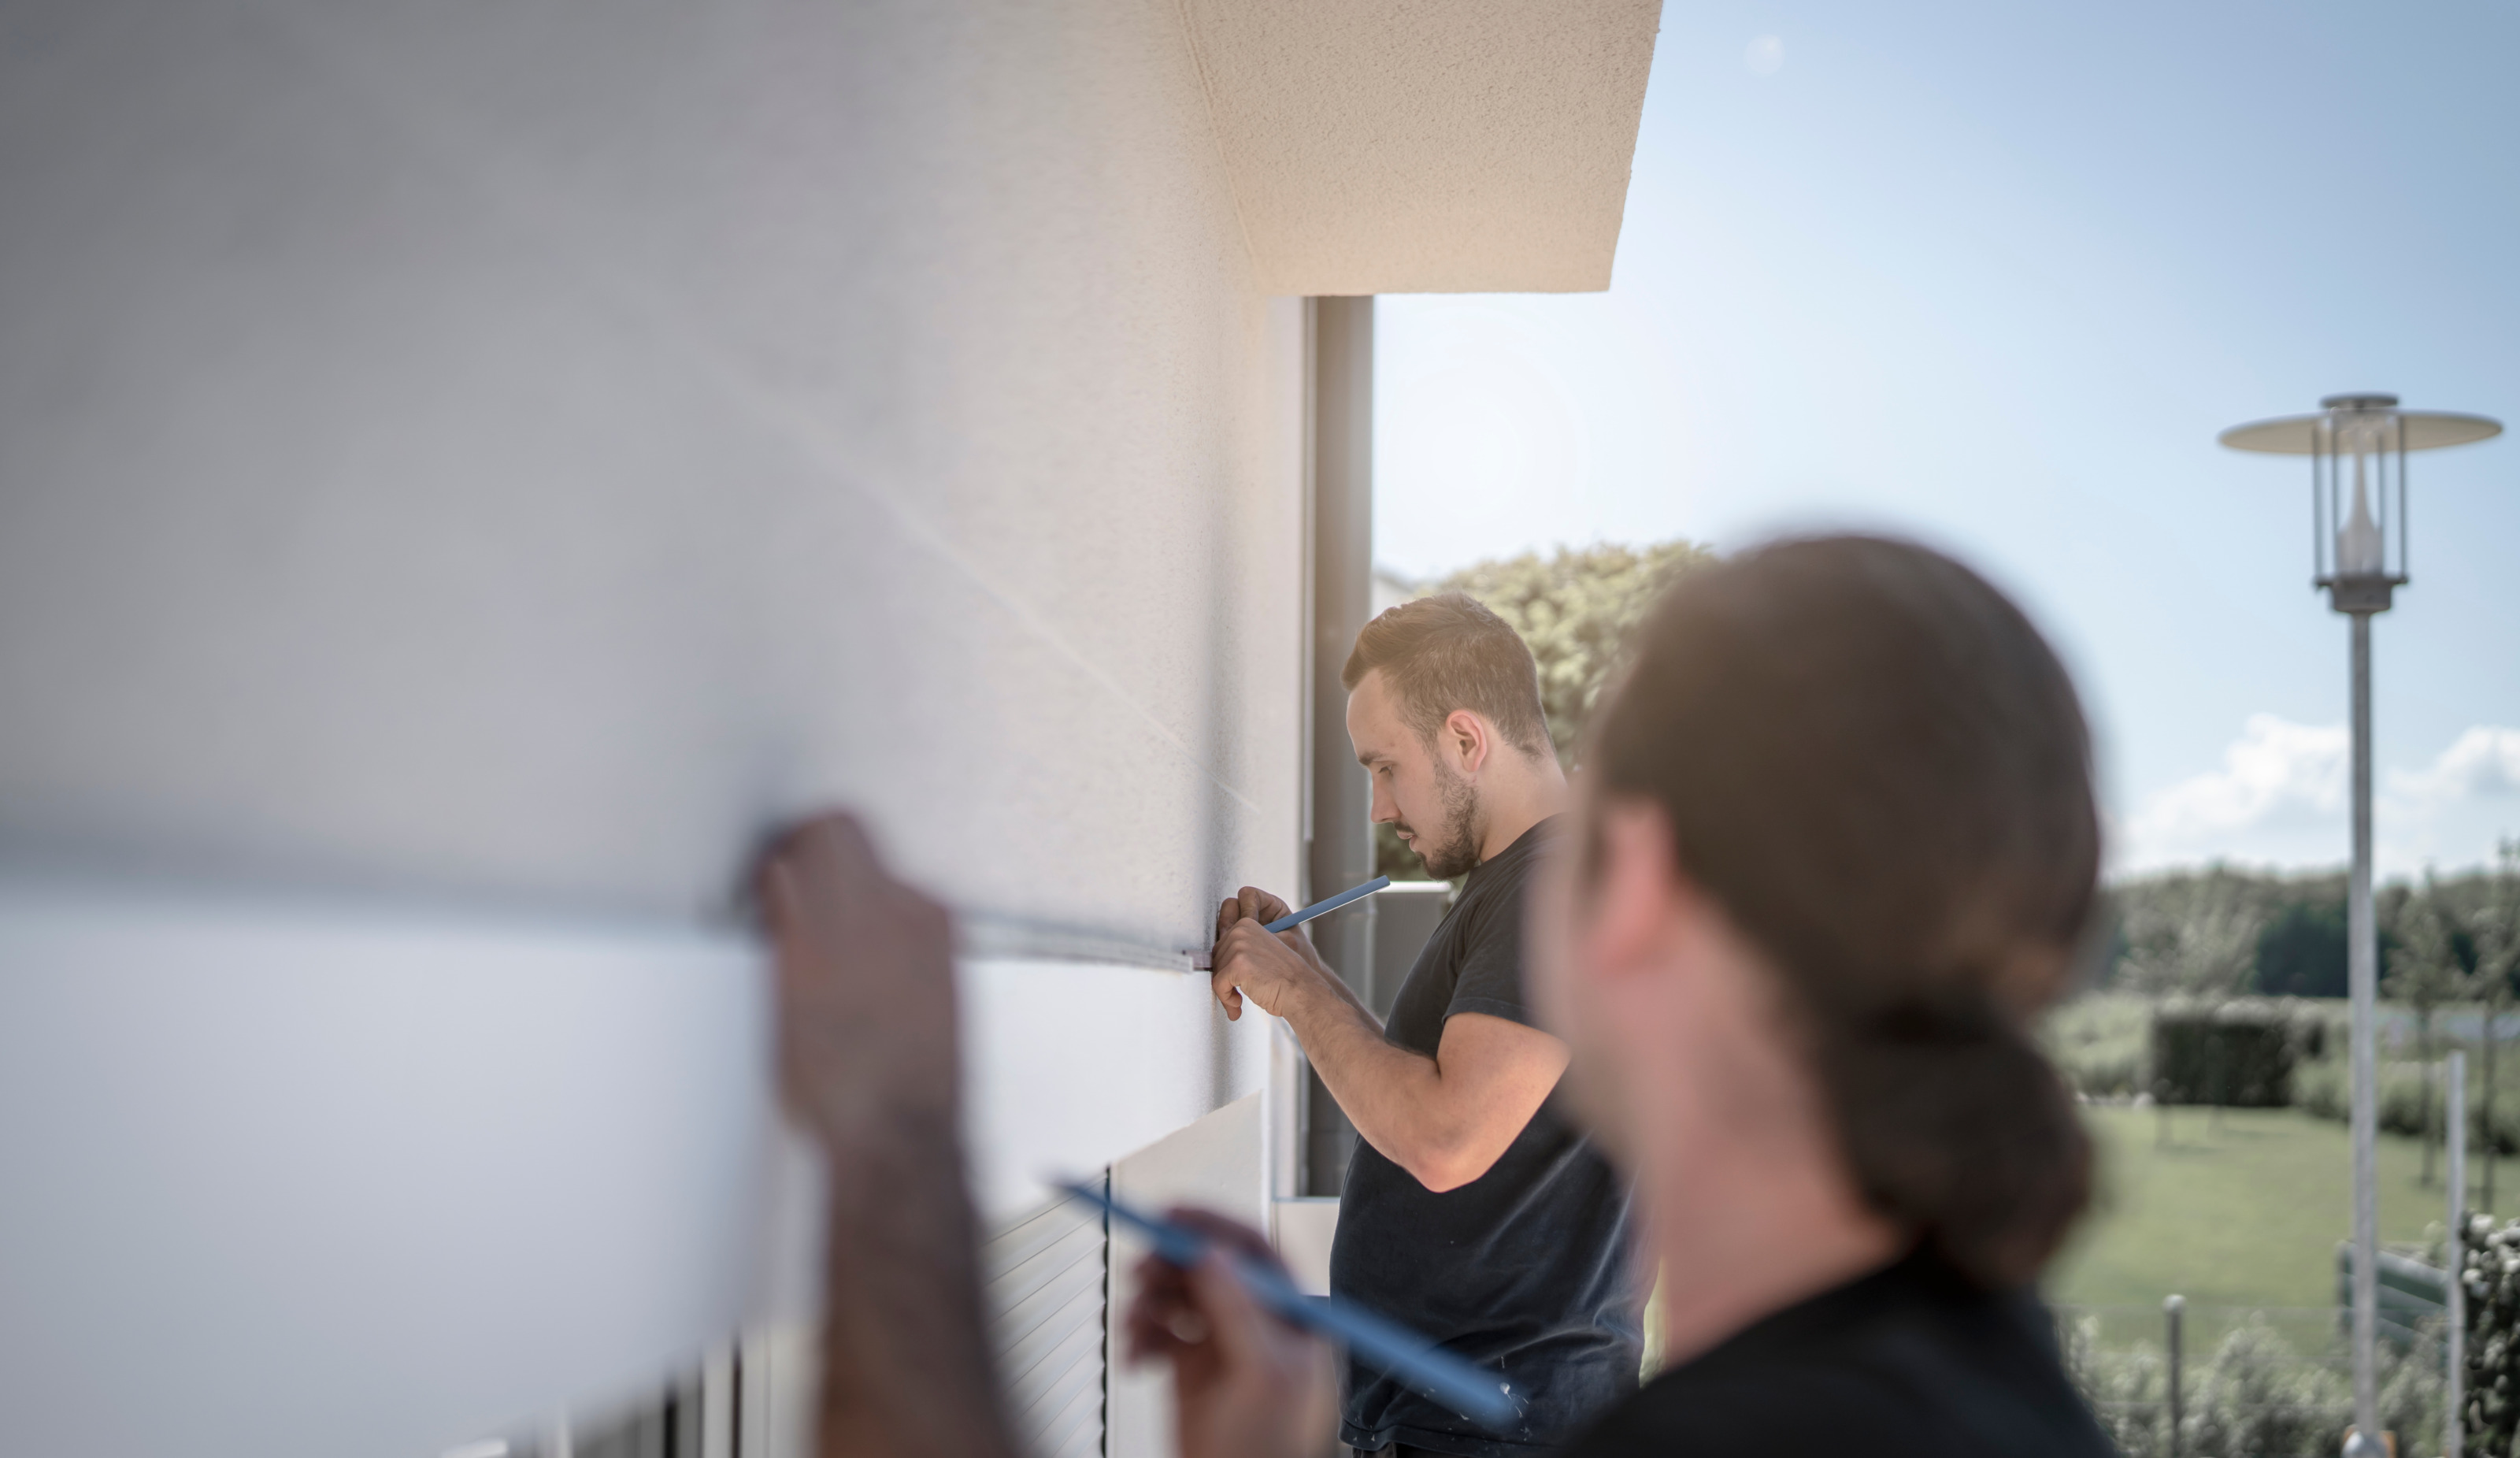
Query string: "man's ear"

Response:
xmin=1587 ymin=799 xmax=1686 ymax=982
xmin=1445 ymin=709 xmax=1492 ymax=777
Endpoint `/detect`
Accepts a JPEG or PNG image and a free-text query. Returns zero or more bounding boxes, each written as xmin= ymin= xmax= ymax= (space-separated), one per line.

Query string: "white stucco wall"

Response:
xmin=0 ymin=0 xmax=1308 ymax=950
xmin=0 ymin=2 xmax=1306 ymax=1453
xmin=0 ymin=885 xmax=1276 ymax=1458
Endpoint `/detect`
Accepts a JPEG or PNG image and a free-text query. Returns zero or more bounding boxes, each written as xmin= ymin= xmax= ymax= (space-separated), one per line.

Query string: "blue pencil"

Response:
xmin=1262 ymin=876 xmax=1392 ymax=934
xmin=1052 ymin=1178 xmax=1521 ymax=1430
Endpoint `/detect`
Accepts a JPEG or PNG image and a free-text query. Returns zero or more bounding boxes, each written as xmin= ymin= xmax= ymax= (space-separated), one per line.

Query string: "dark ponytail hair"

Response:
xmin=1591 ymin=536 xmax=2099 ymax=1291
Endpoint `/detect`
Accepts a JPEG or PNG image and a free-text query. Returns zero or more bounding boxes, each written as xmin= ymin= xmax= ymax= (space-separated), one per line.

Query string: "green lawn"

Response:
xmin=2046 ymin=1105 xmax=2473 ymax=1345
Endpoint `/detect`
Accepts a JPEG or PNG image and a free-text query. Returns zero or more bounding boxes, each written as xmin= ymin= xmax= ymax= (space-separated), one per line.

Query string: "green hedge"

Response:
xmin=2151 ymin=1013 xmax=2296 ymax=1107
xmin=2045 ymin=994 xmax=2520 ymax=1160
xmin=2294 ymin=1055 xmax=2520 ymax=1156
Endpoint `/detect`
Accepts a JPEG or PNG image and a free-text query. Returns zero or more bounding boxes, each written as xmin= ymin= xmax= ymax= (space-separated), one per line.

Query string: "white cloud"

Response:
xmin=2386 ymin=725 xmax=2520 ymax=808
xmin=2123 ymin=714 xmax=2347 ymax=860
xmin=1744 ymin=35 xmax=1785 ymax=76
xmin=2117 ymin=718 xmax=2520 ymax=876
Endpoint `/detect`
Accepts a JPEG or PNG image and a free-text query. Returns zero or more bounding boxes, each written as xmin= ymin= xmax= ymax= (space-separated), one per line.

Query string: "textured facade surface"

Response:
xmin=0 ymin=0 xmax=1310 ymax=955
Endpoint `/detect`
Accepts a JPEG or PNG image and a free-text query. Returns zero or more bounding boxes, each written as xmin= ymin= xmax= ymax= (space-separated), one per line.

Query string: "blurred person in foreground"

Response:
xmin=763 ymin=535 xmax=2114 ymax=1458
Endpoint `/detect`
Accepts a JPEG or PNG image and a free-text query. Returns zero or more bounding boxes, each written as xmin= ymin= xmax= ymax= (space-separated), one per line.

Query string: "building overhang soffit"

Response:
xmin=1179 ymin=0 xmax=1663 ymax=296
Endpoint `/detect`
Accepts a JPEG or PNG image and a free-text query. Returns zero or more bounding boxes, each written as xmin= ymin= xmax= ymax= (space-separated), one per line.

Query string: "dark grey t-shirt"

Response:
xmin=1329 ymin=816 xmax=1642 ymax=1458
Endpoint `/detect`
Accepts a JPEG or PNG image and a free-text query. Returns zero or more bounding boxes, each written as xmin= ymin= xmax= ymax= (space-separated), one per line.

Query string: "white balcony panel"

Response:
xmin=0 ymin=883 xmax=1267 ymax=1458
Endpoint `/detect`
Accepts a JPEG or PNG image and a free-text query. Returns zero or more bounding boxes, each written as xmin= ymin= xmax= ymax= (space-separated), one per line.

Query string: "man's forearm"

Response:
xmin=817 ymin=1105 xmax=1017 ymax=1458
xmin=1275 ymin=975 xmax=1453 ymax=1181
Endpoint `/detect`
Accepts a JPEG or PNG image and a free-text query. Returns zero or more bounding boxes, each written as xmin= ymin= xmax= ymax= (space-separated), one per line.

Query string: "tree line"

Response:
xmin=1379 ymin=540 xmax=2520 ymax=985
xmin=2107 ymin=849 xmax=2520 ymax=1007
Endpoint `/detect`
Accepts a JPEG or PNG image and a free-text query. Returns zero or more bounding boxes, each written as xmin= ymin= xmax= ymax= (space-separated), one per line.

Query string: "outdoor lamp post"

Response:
xmin=2220 ymin=394 xmax=2502 ymax=1455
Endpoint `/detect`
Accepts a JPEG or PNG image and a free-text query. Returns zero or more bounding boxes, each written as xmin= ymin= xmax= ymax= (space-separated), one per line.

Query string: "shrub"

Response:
xmin=2152 ymin=1011 xmax=2296 ymax=1106
xmin=2463 ymin=1215 xmax=2520 ymax=1454
xmin=2061 ymin=1313 xmax=2441 ymax=1458
xmin=2295 ymin=1052 xmax=2520 ymax=1156
xmin=2044 ymin=993 xmax=2151 ymax=1096
xmin=2182 ymin=1319 xmax=2354 ymax=1458
xmin=2377 ymin=1316 xmax=2447 ymax=1458
xmin=2059 ymin=1314 xmax=2167 ymax=1458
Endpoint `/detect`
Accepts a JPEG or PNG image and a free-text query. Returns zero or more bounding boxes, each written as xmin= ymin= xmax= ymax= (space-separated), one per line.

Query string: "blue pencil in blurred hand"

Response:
xmin=1052 ymin=1177 xmax=1520 ymax=1430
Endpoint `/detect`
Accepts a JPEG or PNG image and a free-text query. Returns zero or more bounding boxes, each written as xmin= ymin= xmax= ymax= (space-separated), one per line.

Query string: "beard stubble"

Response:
xmin=1405 ymin=760 xmax=1484 ymax=880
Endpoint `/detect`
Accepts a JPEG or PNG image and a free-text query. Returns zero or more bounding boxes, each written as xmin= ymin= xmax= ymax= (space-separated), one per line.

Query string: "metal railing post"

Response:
xmin=2166 ymin=1293 xmax=2185 ymax=1458
xmin=2450 ymin=1050 xmax=2469 ymax=1458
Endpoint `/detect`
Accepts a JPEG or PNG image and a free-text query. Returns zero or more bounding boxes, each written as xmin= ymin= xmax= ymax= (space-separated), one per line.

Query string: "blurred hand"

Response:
xmin=760 ymin=815 xmax=1015 ymax=1458
xmin=759 ymin=813 xmax=959 ymax=1152
xmin=1211 ymin=887 xmax=1325 ymax=1020
xmin=1124 ymin=1209 xmax=1339 ymax=1458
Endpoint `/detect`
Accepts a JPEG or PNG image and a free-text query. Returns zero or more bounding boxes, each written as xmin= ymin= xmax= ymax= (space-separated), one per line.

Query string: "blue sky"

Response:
xmin=1373 ymin=0 xmax=2520 ymax=880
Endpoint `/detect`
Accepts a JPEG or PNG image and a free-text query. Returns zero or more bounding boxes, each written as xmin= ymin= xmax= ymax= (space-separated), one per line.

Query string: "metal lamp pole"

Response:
xmin=2450 ymin=1048 xmax=2470 ymax=1458
xmin=2348 ymin=592 xmax=2380 ymax=1449
xmin=2221 ymin=394 xmax=2501 ymax=1453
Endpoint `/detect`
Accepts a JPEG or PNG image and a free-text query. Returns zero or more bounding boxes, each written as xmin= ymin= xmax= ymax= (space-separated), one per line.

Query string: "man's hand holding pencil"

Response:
xmin=1210 ymin=877 xmax=1389 ymax=1020
xmin=1211 ymin=887 xmax=1318 ymax=1019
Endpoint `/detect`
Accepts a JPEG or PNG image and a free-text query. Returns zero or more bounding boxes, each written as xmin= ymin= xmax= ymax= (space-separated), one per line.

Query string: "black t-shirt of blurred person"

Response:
xmin=1331 ymin=817 xmax=1642 ymax=1458
xmin=1566 ymin=1247 xmax=2114 ymax=1458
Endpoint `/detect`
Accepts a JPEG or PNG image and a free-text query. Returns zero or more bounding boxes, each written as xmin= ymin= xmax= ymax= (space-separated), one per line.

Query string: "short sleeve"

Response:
xmin=1444 ymin=870 xmax=1540 ymax=1030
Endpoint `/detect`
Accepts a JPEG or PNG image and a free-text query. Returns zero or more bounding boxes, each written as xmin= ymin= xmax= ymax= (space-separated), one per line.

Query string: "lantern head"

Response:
xmin=2219 ymin=395 xmax=2501 ymax=616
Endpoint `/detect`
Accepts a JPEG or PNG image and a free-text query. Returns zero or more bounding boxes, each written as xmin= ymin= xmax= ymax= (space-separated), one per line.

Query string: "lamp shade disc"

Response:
xmin=2218 ymin=411 xmax=2503 ymax=455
